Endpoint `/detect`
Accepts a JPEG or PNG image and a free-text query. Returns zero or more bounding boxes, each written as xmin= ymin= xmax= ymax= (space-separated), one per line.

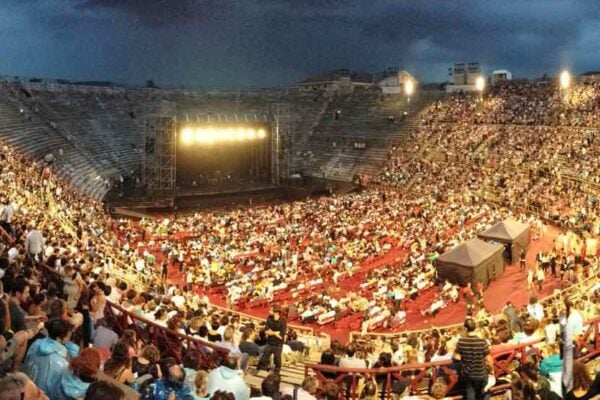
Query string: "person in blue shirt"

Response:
xmin=142 ymin=364 xmax=193 ymax=400
xmin=23 ymin=319 xmax=74 ymax=399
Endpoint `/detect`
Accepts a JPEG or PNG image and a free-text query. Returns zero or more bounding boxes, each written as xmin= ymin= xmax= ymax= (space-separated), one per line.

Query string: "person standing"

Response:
xmin=257 ymin=305 xmax=286 ymax=373
xmin=160 ymin=261 xmax=168 ymax=281
xmin=519 ymin=249 xmax=526 ymax=272
xmin=502 ymin=301 xmax=520 ymax=333
xmin=463 ymin=284 xmax=475 ymax=314
xmin=454 ymin=318 xmax=493 ymax=400
xmin=24 ymin=224 xmax=45 ymax=264
xmin=560 ymin=297 xmax=584 ymax=396
xmin=0 ymin=198 xmax=14 ymax=236
xmin=527 ymin=267 xmax=534 ymax=291
xmin=536 ymin=266 xmax=545 ymax=292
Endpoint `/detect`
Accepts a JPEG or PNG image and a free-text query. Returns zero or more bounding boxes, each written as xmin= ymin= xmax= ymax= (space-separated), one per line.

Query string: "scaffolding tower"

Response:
xmin=143 ymin=116 xmax=177 ymax=192
xmin=270 ymin=102 xmax=293 ymax=184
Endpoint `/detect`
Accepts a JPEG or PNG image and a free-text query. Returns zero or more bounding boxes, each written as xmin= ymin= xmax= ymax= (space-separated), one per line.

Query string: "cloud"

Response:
xmin=76 ymin=0 xmax=233 ymax=26
xmin=2 ymin=0 xmax=600 ymax=85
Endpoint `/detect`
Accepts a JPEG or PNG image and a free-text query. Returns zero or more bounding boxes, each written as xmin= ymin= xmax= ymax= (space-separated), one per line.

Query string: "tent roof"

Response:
xmin=437 ymin=238 xmax=504 ymax=267
xmin=478 ymin=218 xmax=529 ymax=242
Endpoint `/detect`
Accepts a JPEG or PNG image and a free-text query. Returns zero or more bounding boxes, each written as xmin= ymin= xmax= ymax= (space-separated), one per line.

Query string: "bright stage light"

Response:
xmin=181 ymin=126 xmax=267 ymax=144
xmin=231 ymin=128 xmax=246 ymax=142
xmin=181 ymin=127 xmax=194 ymax=144
xmin=196 ymin=127 xmax=214 ymax=143
xmin=560 ymin=70 xmax=571 ymax=89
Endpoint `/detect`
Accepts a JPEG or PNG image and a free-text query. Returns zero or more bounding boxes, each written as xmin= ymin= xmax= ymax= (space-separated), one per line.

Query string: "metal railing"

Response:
xmin=104 ymin=301 xmax=229 ymax=369
xmin=307 ymin=314 xmax=600 ymax=400
xmin=38 ymin=262 xmax=228 ymax=367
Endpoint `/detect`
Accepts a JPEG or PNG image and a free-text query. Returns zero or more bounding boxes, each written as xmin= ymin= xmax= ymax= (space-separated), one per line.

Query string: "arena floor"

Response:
xmin=165 ymin=225 xmax=560 ymax=344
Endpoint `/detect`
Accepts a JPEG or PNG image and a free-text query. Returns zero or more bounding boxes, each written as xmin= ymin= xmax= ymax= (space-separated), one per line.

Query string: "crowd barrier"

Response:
xmin=306 ymin=314 xmax=600 ymax=400
xmin=104 ymin=301 xmax=229 ymax=369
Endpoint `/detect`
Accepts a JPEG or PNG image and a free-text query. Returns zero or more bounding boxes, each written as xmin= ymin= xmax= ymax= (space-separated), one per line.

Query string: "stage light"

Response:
xmin=560 ymin=70 xmax=571 ymax=89
xmin=223 ymin=128 xmax=233 ymax=141
xmin=196 ymin=127 xmax=214 ymax=143
xmin=475 ymin=76 xmax=485 ymax=92
xmin=181 ymin=127 xmax=194 ymax=144
xmin=234 ymin=128 xmax=242 ymax=141
xmin=180 ymin=125 xmax=267 ymax=144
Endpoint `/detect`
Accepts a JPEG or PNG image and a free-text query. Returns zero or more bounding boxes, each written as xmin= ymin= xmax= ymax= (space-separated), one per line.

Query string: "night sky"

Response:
xmin=2 ymin=0 xmax=600 ymax=87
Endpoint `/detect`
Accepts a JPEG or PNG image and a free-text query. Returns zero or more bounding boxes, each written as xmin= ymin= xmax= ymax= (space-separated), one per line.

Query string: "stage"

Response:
xmin=107 ymin=178 xmax=343 ymax=216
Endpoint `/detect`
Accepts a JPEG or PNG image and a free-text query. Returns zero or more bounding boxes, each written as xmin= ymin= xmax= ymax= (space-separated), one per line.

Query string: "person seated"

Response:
xmin=0 ymin=372 xmax=51 ymax=400
xmin=132 ymin=345 xmax=163 ymax=381
xmin=250 ymin=373 xmax=280 ymax=400
xmin=141 ymin=364 xmax=193 ymax=400
xmin=23 ymin=318 xmax=74 ymax=398
xmin=57 ymin=348 xmax=102 ymax=400
xmin=206 ymin=354 xmax=250 ymax=400
xmin=103 ymin=341 xmax=134 ymax=385
xmin=281 ymin=375 xmax=319 ymax=400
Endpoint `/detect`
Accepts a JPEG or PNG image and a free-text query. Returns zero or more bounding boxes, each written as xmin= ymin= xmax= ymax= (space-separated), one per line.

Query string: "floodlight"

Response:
xmin=257 ymin=128 xmax=267 ymax=139
xmin=475 ymin=76 xmax=485 ymax=92
xmin=405 ymin=80 xmax=414 ymax=96
xmin=560 ymin=70 xmax=571 ymax=89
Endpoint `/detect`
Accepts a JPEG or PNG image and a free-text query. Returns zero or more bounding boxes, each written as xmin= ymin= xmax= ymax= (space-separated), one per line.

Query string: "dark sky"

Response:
xmin=2 ymin=0 xmax=600 ymax=87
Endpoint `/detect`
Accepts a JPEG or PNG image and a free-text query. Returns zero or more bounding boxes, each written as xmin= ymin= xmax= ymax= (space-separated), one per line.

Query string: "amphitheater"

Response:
xmin=0 ymin=76 xmax=599 ymax=400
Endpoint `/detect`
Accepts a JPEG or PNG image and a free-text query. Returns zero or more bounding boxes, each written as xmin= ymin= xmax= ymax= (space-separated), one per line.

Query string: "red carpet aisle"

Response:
xmin=164 ymin=225 xmax=561 ymax=344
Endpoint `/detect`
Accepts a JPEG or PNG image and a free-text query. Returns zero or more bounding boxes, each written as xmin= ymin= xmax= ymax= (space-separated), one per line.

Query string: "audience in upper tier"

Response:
xmin=0 ymin=81 xmax=598 ymax=400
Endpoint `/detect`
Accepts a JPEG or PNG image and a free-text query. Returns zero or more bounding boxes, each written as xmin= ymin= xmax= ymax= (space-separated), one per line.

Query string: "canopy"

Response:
xmin=478 ymin=218 xmax=530 ymax=262
xmin=435 ymin=238 xmax=505 ymax=288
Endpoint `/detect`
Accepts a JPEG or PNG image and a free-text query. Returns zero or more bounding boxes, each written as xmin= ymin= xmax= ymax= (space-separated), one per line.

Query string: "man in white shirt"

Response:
xmin=25 ymin=225 xmax=45 ymax=263
xmin=527 ymin=296 xmax=544 ymax=322
xmin=0 ymin=198 xmax=14 ymax=235
xmin=338 ymin=345 xmax=367 ymax=368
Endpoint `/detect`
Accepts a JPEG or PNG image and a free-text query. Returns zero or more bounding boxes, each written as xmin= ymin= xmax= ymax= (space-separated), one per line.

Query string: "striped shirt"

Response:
xmin=456 ymin=334 xmax=490 ymax=379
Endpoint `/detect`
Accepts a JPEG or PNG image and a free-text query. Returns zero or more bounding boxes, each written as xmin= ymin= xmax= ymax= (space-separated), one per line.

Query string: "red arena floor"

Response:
xmin=166 ymin=225 xmax=561 ymax=344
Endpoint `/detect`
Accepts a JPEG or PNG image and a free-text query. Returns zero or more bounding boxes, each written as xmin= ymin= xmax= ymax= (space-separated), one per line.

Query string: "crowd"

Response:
xmin=0 ymin=143 xmax=335 ymax=399
xmin=317 ymin=282 xmax=600 ymax=400
xmin=0 ymin=80 xmax=598 ymax=400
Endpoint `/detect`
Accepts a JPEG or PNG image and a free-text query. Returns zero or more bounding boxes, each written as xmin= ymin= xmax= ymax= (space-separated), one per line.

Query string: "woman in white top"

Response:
xmin=62 ymin=264 xmax=85 ymax=311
